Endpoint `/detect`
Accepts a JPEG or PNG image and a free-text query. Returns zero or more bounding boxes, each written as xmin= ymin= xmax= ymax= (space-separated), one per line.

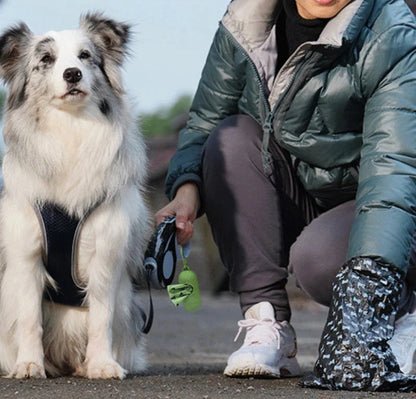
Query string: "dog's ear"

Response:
xmin=0 ymin=23 xmax=32 ymax=83
xmin=80 ymin=12 xmax=130 ymax=65
xmin=80 ymin=13 xmax=130 ymax=93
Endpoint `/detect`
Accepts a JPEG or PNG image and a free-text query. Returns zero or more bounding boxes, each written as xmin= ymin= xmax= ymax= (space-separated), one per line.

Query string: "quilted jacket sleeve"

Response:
xmin=165 ymin=26 xmax=245 ymax=200
xmin=346 ymin=24 xmax=416 ymax=272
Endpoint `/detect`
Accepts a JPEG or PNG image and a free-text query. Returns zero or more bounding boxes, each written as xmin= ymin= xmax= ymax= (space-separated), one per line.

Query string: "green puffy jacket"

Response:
xmin=165 ymin=0 xmax=416 ymax=272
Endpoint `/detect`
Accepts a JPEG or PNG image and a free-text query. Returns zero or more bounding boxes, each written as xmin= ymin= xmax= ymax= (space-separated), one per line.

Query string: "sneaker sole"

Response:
xmin=223 ymin=357 xmax=301 ymax=378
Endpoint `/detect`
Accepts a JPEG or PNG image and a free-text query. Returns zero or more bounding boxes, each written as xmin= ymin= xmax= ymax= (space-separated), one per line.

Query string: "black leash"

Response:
xmin=136 ymin=267 xmax=155 ymax=335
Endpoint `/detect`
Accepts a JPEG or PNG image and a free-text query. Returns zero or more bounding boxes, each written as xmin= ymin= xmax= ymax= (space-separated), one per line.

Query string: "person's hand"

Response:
xmin=155 ymin=183 xmax=200 ymax=246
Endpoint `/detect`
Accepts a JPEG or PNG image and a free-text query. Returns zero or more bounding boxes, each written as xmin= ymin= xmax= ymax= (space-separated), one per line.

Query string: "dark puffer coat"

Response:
xmin=165 ymin=0 xmax=416 ymax=272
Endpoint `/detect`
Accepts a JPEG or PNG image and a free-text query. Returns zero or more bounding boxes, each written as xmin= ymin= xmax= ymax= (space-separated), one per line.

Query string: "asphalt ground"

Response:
xmin=1 ymin=291 xmax=416 ymax=398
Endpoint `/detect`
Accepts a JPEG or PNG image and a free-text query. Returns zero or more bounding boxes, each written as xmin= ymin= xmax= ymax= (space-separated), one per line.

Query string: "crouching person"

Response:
xmin=157 ymin=0 xmax=416 ymax=391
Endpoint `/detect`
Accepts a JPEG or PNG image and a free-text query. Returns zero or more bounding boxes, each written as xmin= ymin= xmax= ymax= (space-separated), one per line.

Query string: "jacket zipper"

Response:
xmin=273 ymin=51 xmax=323 ymax=138
xmin=271 ymin=51 xmax=323 ymax=201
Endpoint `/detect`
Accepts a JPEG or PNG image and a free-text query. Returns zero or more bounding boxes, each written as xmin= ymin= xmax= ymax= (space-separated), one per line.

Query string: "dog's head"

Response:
xmin=0 ymin=13 xmax=130 ymax=115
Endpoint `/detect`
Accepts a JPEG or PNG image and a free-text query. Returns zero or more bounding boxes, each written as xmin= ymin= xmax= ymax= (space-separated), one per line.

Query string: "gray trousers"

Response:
xmin=201 ymin=115 xmax=415 ymax=321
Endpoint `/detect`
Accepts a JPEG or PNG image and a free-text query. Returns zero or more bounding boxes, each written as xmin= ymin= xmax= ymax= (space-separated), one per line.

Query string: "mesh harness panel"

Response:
xmin=35 ymin=203 xmax=89 ymax=307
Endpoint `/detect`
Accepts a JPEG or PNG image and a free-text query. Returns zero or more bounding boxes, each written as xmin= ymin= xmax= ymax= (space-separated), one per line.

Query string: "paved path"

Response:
xmin=0 ymin=292 xmax=414 ymax=398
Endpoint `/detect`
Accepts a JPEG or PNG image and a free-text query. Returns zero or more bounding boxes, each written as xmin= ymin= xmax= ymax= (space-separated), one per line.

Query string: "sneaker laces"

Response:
xmin=234 ymin=318 xmax=282 ymax=349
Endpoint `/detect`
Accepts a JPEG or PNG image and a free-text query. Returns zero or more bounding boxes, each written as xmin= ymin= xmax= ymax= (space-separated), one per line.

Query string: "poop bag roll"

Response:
xmin=177 ymin=268 xmax=201 ymax=312
xmin=167 ymin=247 xmax=201 ymax=312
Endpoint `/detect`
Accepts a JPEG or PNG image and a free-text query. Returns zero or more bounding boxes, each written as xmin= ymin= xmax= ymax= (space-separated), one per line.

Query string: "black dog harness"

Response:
xmin=35 ymin=203 xmax=92 ymax=307
xmin=34 ymin=202 xmax=153 ymax=333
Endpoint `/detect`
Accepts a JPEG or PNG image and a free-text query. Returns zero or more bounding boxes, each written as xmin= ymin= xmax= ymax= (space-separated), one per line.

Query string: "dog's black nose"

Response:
xmin=63 ymin=68 xmax=82 ymax=84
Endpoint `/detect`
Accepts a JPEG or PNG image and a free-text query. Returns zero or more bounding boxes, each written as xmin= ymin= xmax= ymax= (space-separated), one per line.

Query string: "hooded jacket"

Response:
xmin=165 ymin=0 xmax=416 ymax=272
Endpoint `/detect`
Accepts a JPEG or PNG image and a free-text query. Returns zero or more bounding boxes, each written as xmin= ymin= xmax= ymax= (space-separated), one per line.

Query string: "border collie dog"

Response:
xmin=0 ymin=13 xmax=150 ymax=379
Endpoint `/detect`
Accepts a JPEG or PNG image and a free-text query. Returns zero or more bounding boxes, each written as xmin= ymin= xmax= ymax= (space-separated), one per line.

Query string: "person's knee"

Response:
xmin=289 ymin=201 xmax=355 ymax=306
xmin=289 ymin=233 xmax=336 ymax=306
xmin=202 ymin=114 xmax=262 ymax=166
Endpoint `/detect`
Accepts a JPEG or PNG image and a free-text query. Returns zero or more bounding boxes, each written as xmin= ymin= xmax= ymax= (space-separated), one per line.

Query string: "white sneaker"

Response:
xmin=224 ymin=302 xmax=301 ymax=378
xmin=388 ymin=307 xmax=416 ymax=374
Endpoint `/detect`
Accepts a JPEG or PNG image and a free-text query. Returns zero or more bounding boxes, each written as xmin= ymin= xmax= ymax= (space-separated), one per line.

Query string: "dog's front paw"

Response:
xmin=73 ymin=363 xmax=87 ymax=378
xmin=9 ymin=362 xmax=46 ymax=379
xmin=84 ymin=359 xmax=127 ymax=380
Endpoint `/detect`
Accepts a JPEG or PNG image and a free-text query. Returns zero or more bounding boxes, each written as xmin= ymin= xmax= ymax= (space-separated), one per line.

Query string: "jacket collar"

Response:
xmin=221 ymin=0 xmax=279 ymax=51
xmin=320 ymin=0 xmax=372 ymax=47
xmin=221 ymin=0 xmax=375 ymax=100
xmin=221 ymin=0 xmax=374 ymax=52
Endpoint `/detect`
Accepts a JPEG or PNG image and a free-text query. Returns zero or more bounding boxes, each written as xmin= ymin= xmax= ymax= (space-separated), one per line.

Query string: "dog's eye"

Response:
xmin=41 ymin=54 xmax=53 ymax=64
xmin=79 ymin=51 xmax=91 ymax=60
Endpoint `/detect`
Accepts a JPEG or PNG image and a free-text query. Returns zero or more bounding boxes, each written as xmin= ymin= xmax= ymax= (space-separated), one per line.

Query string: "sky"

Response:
xmin=0 ymin=0 xmax=230 ymax=114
